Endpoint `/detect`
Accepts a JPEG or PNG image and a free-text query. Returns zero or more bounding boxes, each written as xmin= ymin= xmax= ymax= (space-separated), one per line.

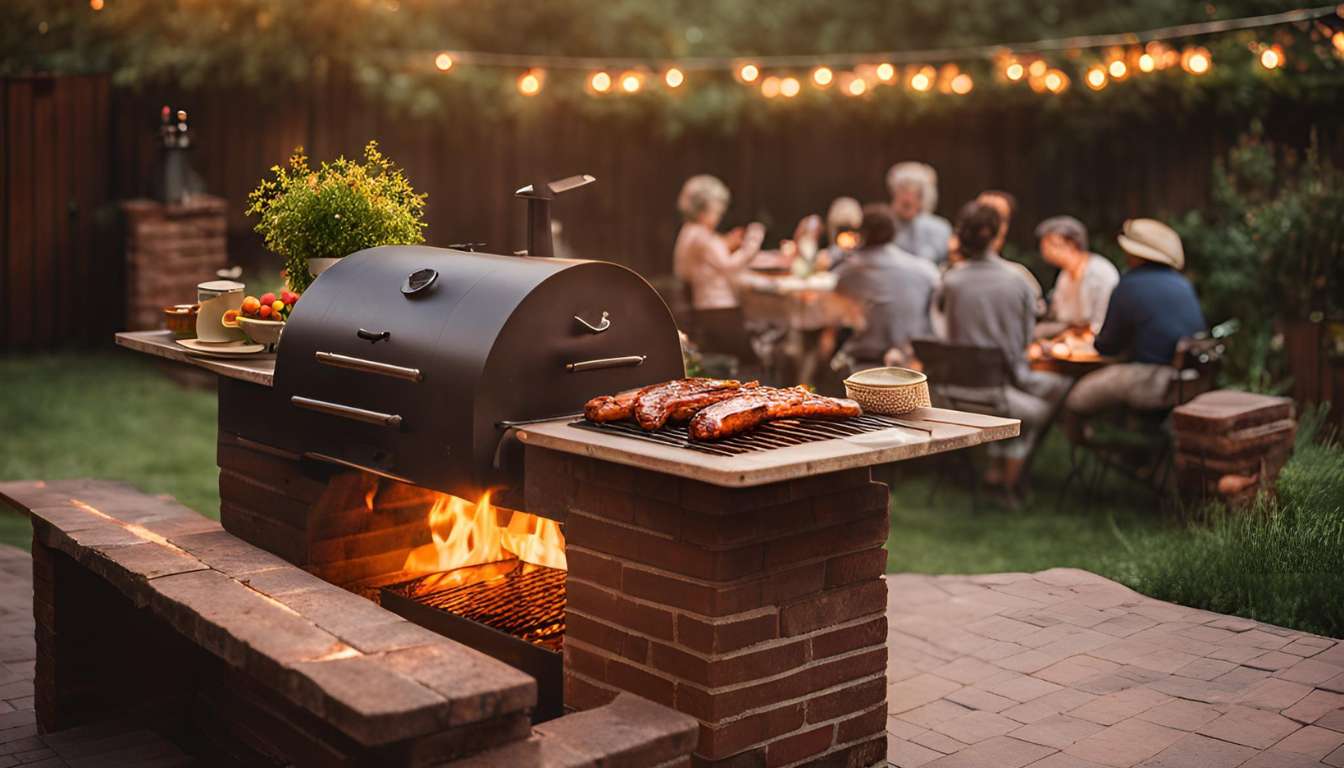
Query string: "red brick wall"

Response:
xmin=122 ymin=196 xmax=228 ymax=332
xmin=528 ymin=448 xmax=889 ymax=768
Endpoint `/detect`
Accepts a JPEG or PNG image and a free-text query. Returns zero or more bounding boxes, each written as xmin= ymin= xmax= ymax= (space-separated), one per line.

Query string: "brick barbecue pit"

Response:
xmin=109 ymin=330 xmax=1017 ymax=766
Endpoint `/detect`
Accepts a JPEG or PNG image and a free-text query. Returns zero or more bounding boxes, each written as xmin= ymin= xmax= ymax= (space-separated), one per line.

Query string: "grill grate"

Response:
xmin=570 ymin=413 xmax=921 ymax=456
xmin=384 ymin=561 xmax=565 ymax=651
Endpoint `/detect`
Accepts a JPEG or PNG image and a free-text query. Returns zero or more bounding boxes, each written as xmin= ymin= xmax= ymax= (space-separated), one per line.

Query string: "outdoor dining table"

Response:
xmin=736 ymin=269 xmax=864 ymax=385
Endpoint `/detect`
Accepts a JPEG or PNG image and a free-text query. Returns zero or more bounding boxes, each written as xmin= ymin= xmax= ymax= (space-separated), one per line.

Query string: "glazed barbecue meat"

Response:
xmin=688 ymin=387 xmax=862 ymax=441
xmin=633 ymin=378 xmax=750 ymax=431
xmin=583 ymin=386 xmax=647 ymax=423
xmin=668 ymin=384 xmax=758 ymax=422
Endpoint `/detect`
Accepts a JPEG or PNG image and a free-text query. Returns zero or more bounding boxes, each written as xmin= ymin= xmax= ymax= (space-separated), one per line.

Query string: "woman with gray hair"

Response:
xmin=886 ymin=162 xmax=952 ymax=265
xmin=1034 ymin=215 xmax=1119 ymax=337
xmin=672 ymin=174 xmax=765 ymax=371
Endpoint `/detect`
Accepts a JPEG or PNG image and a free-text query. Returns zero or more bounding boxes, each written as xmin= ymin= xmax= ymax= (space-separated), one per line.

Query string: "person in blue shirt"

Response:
xmin=1065 ymin=218 xmax=1206 ymax=415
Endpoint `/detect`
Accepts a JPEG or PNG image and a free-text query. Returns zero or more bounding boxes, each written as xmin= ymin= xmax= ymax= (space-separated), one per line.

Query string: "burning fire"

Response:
xmin=401 ymin=491 xmax=566 ymax=580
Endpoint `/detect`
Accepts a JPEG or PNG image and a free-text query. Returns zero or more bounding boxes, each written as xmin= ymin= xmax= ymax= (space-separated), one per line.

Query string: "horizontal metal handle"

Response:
xmin=314 ymin=351 xmax=423 ymax=382
xmin=291 ymin=395 xmax=403 ymax=428
xmin=565 ymin=355 xmax=646 ymax=373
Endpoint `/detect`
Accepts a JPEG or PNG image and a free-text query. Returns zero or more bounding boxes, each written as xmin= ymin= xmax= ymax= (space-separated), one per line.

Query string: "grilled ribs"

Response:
xmin=632 ymin=378 xmax=750 ymax=431
xmin=583 ymin=386 xmax=647 ymax=423
xmin=688 ymin=387 xmax=862 ymax=441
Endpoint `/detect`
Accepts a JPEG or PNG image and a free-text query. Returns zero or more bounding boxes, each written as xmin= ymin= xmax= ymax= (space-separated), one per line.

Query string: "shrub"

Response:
xmin=1117 ymin=407 xmax=1344 ymax=636
xmin=246 ymin=140 xmax=427 ymax=292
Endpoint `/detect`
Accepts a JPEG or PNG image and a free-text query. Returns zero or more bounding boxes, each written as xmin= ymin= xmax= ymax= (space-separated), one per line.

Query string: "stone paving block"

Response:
xmin=1317 ymin=708 xmax=1344 ymax=733
xmin=889 ymin=737 xmax=943 ymax=767
xmin=933 ymin=657 xmax=1003 ymax=685
xmin=1251 ymin=652 xmax=1310 ymax=672
xmin=1093 ymin=614 xmax=1160 ymax=639
xmin=1327 ymin=744 xmax=1344 ymax=767
xmin=924 ymin=735 xmax=1055 ymax=768
xmin=1134 ymin=699 xmax=1224 ymax=732
xmin=1277 ymin=660 xmax=1344 ymax=687
xmin=1010 ymin=714 xmax=1105 ymax=749
xmin=931 ymin=710 xmax=1019 ymax=744
xmin=1172 ymin=658 xmax=1237 ymax=681
xmin=1137 ymin=733 xmax=1259 ymax=767
xmin=1064 ymin=717 xmax=1184 ymax=767
xmin=1238 ymin=679 xmax=1316 ymax=711
xmin=1147 ymin=675 xmax=1248 ymax=705
xmin=1244 ymin=749 xmax=1337 ymax=767
xmin=889 ymin=674 xmax=964 ymax=714
xmin=982 ymin=672 xmax=1064 ymax=703
xmin=945 ymin=687 xmax=1017 ymax=713
xmin=1038 ymin=657 xmax=1124 ymax=687
xmin=1199 ymin=705 xmax=1303 ymax=750
xmin=911 ymin=728 xmax=966 ymax=754
xmin=1283 ymin=690 xmax=1344 ymax=725
xmin=1069 ymin=686 xmax=1172 ymax=726
xmin=1273 ymin=725 xmax=1344 ymax=760
xmin=1003 ymin=690 xmax=1100 ymax=725
xmin=900 ymin=700 xmax=975 ymax=729
xmin=887 ymin=715 xmax=924 ymax=740
xmin=1026 ymin=754 xmax=1108 ymax=768
xmin=1281 ymin=638 xmax=1336 ymax=658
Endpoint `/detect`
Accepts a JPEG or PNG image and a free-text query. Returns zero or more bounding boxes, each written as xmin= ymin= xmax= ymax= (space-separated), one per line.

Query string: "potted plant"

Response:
xmin=246 ymin=140 xmax=427 ymax=292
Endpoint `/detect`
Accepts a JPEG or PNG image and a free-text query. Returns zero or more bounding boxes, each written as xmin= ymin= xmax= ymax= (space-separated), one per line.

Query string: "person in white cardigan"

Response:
xmin=1034 ymin=215 xmax=1120 ymax=338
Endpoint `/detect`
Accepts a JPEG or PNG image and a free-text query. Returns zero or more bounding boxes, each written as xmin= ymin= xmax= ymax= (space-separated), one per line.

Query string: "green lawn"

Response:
xmin=0 ymin=352 xmax=220 ymax=548
xmin=1 ymin=352 xmax=1338 ymax=636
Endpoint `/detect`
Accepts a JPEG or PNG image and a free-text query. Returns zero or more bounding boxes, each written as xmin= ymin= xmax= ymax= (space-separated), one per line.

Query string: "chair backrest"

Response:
xmin=911 ymin=338 xmax=1011 ymax=414
xmin=1171 ymin=333 xmax=1229 ymax=404
xmin=912 ymin=338 xmax=1011 ymax=389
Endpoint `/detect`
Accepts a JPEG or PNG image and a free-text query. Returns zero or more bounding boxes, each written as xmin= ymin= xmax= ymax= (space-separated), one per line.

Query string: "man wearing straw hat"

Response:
xmin=1065 ymin=218 xmax=1206 ymax=416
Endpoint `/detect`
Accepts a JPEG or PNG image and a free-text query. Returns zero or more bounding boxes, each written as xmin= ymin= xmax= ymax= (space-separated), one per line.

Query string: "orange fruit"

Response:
xmin=241 ymin=296 xmax=261 ymax=315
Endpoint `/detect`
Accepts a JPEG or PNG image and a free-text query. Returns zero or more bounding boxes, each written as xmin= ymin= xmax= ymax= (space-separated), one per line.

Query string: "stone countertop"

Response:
xmin=116 ymin=330 xmax=275 ymax=387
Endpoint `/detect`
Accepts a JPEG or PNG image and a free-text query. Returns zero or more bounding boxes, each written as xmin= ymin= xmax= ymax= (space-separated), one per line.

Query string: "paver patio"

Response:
xmin=2 ymin=541 xmax=1343 ymax=766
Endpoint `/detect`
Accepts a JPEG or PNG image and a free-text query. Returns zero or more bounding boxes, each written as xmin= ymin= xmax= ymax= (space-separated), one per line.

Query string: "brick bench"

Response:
xmin=0 ymin=479 xmax=697 ymax=767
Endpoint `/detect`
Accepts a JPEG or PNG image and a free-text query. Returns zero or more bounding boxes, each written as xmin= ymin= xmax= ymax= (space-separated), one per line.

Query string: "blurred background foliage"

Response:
xmin=4 ymin=0 xmax=1344 ymax=127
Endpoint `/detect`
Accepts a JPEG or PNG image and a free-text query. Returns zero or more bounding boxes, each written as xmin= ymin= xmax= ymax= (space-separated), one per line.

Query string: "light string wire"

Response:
xmin=419 ymin=5 xmax=1340 ymax=71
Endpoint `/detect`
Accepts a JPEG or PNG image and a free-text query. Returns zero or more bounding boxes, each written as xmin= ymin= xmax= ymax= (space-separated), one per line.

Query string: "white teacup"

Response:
xmin=196 ymin=280 xmax=245 ymax=342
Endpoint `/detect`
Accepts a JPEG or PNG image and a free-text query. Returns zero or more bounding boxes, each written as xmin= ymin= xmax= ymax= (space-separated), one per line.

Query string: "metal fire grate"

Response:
xmin=569 ymin=413 xmax=922 ymax=456
xmin=383 ymin=561 xmax=566 ymax=651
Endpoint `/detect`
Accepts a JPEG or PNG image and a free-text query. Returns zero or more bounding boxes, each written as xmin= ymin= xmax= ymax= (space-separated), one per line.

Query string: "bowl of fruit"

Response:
xmin=229 ymin=290 xmax=300 ymax=349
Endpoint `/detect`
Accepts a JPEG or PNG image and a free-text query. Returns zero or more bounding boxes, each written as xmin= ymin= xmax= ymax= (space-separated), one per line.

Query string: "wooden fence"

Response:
xmin=3 ymin=71 xmax=1340 ymax=352
xmin=1 ymin=75 xmax=114 ymax=350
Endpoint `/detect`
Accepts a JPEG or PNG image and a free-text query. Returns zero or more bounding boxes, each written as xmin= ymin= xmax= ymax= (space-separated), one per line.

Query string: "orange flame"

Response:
xmin=401 ymin=491 xmax=566 ymax=576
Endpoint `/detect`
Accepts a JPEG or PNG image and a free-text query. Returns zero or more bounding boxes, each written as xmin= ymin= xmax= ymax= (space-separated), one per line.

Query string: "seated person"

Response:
xmin=819 ymin=196 xmax=863 ymax=269
xmin=941 ymin=201 xmax=1071 ymax=491
xmin=833 ymin=205 xmax=939 ymax=369
xmin=977 ymin=189 xmax=1046 ymax=318
xmin=887 ymin=162 xmax=953 ymax=265
xmin=1066 ymin=218 xmax=1206 ymax=415
xmin=672 ymin=174 xmax=766 ymax=373
xmin=1033 ymin=215 xmax=1120 ymax=338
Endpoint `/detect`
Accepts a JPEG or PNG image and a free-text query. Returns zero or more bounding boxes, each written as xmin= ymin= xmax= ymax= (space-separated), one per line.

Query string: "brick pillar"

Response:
xmin=527 ymin=447 xmax=889 ymax=768
xmin=122 ymin=196 xmax=228 ymax=331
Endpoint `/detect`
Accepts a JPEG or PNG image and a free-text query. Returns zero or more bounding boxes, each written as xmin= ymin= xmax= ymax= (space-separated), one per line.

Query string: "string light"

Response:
xmin=620 ymin=71 xmax=643 ymax=93
xmin=950 ymin=73 xmax=974 ymax=94
xmin=909 ymin=66 xmax=935 ymax=92
xmin=1108 ymin=58 xmax=1128 ymax=79
xmin=760 ymin=76 xmax=781 ymax=98
xmin=812 ymin=66 xmax=834 ymax=87
xmin=737 ymin=63 xmax=760 ymax=83
xmin=1005 ymin=61 xmax=1026 ymax=81
xmin=875 ymin=62 xmax=896 ymax=82
xmin=434 ymin=52 xmax=454 ymax=71
xmin=845 ymin=74 xmax=868 ymax=96
xmin=90 ymin=0 xmax=104 ymax=10
xmin=663 ymin=67 xmax=685 ymax=88
xmin=1258 ymin=44 xmax=1283 ymax=70
xmin=779 ymin=76 xmax=801 ymax=97
xmin=1181 ymin=47 xmax=1212 ymax=74
xmin=1086 ymin=65 xmax=1108 ymax=89
xmin=1138 ymin=52 xmax=1157 ymax=72
xmin=1044 ymin=69 xmax=1069 ymax=93
xmin=1028 ymin=59 xmax=1048 ymax=78
xmin=517 ymin=69 xmax=543 ymax=96
xmin=1334 ymin=30 xmax=1344 ymax=53
xmin=589 ymin=71 xmax=611 ymax=93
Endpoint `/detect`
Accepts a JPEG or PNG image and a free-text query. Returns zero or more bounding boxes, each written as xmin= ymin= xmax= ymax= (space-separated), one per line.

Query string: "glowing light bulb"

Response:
xmin=589 ymin=71 xmax=611 ymax=93
xmin=1028 ymin=59 xmax=1048 ymax=78
xmin=1108 ymin=59 xmax=1128 ymax=78
xmin=1259 ymin=46 xmax=1282 ymax=70
xmin=1086 ymin=66 xmax=1108 ymax=90
xmin=950 ymin=73 xmax=973 ymax=94
xmin=779 ymin=76 xmax=801 ymax=97
xmin=663 ymin=67 xmax=684 ymax=88
xmin=910 ymin=66 xmax=934 ymax=92
xmin=760 ymin=76 xmax=781 ymax=98
xmin=875 ymin=62 xmax=895 ymax=82
xmin=1044 ymin=69 xmax=1068 ymax=93
xmin=812 ymin=66 xmax=833 ymax=87
xmin=1138 ymin=53 xmax=1156 ymax=72
xmin=434 ymin=52 xmax=454 ymax=71
xmin=90 ymin=0 xmax=104 ymax=9
xmin=1334 ymin=31 xmax=1344 ymax=53
xmin=620 ymin=72 xmax=642 ymax=93
xmin=1005 ymin=62 xmax=1025 ymax=81
xmin=1183 ymin=48 xmax=1211 ymax=75
xmin=847 ymin=76 xmax=867 ymax=96
xmin=518 ymin=70 xmax=542 ymax=96
xmin=738 ymin=63 xmax=760 ymax=83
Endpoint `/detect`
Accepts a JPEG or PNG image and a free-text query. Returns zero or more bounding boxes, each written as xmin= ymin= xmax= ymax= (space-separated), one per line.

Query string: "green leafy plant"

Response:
xmin=246 ymin=140 xmax=427 ymax=292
